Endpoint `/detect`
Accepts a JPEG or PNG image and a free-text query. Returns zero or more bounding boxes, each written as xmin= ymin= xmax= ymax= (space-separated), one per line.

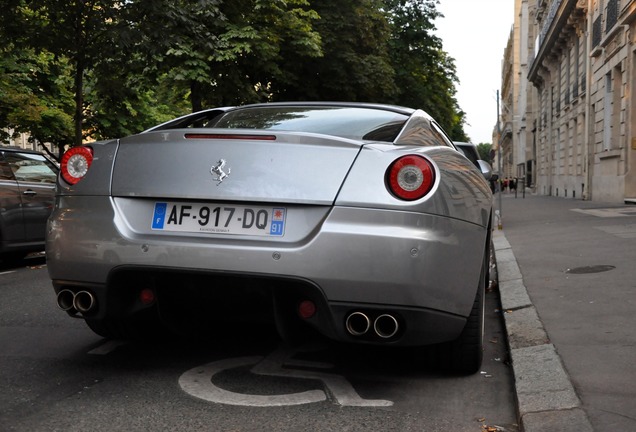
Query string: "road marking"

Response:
xmin=572 ymin=207 xmax=636 ymax=218
xmin=179 ymin=345 xmax=394 ymax=407
xmin=0 ymin=271 xmax=17 ymax=276
xmin=179 ymin=356 xmax=326 ymax=406
xmin=252 ymin=346 xmax=393 ymax=407
xmin=88 ymin=340 xmax=128 ymax=355
xmin=595 ymin=223 xmax=636 ymax=238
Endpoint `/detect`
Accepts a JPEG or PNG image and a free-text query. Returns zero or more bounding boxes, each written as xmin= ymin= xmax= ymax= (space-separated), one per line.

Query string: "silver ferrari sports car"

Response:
xmin=47 ymin=102 xmax=492 ymax=373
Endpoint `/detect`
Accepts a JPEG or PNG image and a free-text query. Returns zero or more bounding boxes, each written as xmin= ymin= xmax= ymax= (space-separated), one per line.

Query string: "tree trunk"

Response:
xmin=190 ymin=80 xmax=203 ymax=113
xmin=73 ymin=57 xmax=84 ymax=147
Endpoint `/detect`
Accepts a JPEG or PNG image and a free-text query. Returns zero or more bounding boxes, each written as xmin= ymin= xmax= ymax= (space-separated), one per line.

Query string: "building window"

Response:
xmin=606 ymin=0 xmax=619 ymax=32
xmin=611 ymin=65 xmax=622 ymax=151
xmin=603 ymin=72 xmax=612 ymax=151
xmin=551 ymin=86 xmax=556 ymax=118
xmin=566 ymin=46 xmax=571 ymax=105
xmin=573 ymin=39 xmax=580 ymax=98
xmin=581 ymin=72 xmax=587 ymax=94
xmin=593 ymin=14 xmax=603 ymax=47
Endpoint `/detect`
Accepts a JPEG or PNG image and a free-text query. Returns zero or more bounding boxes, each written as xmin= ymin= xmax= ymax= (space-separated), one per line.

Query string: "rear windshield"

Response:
xmin=204 ymin=107 xmax=408 ymax=142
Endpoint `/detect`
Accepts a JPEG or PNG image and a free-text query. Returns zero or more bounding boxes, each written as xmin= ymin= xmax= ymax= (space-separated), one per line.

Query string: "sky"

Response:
xmin=433 ymin=0 xmax=515 ymax=144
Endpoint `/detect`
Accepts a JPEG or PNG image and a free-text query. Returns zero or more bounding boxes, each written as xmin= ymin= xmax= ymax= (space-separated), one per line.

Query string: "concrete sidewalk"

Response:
xmin=493 ymin=194 xmax=636 ymax=432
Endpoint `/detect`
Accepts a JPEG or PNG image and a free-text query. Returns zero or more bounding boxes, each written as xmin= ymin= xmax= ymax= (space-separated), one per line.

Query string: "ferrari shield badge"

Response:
xmin=211 ymin=159 xmax=231 ymax=185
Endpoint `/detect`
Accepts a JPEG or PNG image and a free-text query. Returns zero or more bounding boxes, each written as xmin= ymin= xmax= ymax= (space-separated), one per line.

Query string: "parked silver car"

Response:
xmin=47 ymin=103 xmax=492 ymax=373
xmin=0 ymin=146 xmax=58 ymax=261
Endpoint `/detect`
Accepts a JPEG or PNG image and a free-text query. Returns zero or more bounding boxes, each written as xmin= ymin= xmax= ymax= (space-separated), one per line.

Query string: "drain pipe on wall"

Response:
xmin=583 ymin=0 xmax=594 ymax=200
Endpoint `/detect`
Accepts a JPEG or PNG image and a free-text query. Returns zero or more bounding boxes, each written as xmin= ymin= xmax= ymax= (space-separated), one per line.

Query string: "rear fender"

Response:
xmin=56 ymin=140 xmax=119 ymax=196
xmin=336 ymin=145 xmax=492 ymax=227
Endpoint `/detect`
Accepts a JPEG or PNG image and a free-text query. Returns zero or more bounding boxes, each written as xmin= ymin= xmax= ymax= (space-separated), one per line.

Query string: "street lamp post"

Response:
xmin=496 ymin=90 xmax=503 ymax=230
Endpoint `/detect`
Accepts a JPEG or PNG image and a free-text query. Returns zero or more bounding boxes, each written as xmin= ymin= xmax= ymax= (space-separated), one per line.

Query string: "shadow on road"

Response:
xmin=0 ymin=251 xmax=47 ymax=272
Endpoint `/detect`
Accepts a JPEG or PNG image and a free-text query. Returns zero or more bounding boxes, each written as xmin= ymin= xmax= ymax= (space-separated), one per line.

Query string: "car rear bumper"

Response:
xmin=47 ymin=196 xmax=488 ymax=345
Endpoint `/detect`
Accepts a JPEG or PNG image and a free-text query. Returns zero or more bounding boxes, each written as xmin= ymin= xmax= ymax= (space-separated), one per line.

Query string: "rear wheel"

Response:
xmin=432 ymin=248 xmax=487 ymax=374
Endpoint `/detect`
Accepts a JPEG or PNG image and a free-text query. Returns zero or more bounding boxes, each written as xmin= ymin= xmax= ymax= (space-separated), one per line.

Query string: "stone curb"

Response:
xmin=492 ymin=230 xmax=594 ymax=432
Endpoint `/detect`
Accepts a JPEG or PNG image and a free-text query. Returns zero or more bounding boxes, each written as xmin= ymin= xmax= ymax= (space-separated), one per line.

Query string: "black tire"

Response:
xmin=432 ymin=249 xmax=487 ymax=374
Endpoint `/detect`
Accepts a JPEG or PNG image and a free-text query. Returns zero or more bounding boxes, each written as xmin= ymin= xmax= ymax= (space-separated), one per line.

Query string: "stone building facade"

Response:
xmin=499 ymin=29 xmax=515 ymax=181
xmin=496 ymin=0 xmax=535 ymax=192
xmin=510 ymin=0 xmax=636 ymax=203
xmin=1 ymin=130 xmax=32 ymax=149
xmin=2 ymin=130 xmax=56 ymax=154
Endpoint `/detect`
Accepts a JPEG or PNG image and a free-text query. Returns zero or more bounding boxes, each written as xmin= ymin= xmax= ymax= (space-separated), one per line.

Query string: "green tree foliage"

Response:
xmin=120 ymin=0 xmax=228 ymax=112
xmin=1 ymin=0 xmax=469 ymax=147
xmin=0 ymin=45 xmax=74 ymax=156
xmin=84 ymin=71 xmax=190 ymax=141
xmin=477 ymin=143 xmax=493 ymax=163
xmin=127 ymin=0 xmax=321 ymax=110
xmin=384 ymin=0 xmax=468 ymax=140
xmin=273 ymin=0 xmax=397 ymax=102
xmin=210 ymin=0 xmax=322 ymax=106
xmin=22 ymin=0 xmax=123 ymax=147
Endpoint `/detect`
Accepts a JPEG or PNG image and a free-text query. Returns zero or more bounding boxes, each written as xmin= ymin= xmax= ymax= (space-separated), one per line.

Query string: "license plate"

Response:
xmin=151 ymin=202 xmax=286 ymax=236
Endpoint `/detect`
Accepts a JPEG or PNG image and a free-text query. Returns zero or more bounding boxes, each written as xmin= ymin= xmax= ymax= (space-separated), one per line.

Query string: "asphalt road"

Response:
xmin=0 ymin=255 xmax=518 ymax=432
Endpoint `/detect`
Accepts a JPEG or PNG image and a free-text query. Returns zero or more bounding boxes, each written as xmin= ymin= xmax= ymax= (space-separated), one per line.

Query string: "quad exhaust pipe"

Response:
xmin=56 ymin=289 xmax=97 ymax=314
xmin=74 ymin=291 xmax=96 ymax=314
xmin=345 ymin=311 xmax=399 ymax=339
xmin=56 ymin=289 xmax=76 ymax=312
xmin=373 ymin=314 xmax=399 ymax=339
xmin=345 ymin=312 xmax=371 ymax=336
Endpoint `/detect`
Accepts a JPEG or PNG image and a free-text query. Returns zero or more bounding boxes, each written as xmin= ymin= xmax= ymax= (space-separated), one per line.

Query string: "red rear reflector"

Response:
xmin=60 ymin=146 xmax=93 ymax=185
xmin=386 ymin=155 xmax=436 ymax=201
xmin=139 ymin=288 xmax=155 ymax=305
xmin=298 ymin=300 xmax=317 ymax=319
xmin=184 ymin=133 xmax=276 ymax=140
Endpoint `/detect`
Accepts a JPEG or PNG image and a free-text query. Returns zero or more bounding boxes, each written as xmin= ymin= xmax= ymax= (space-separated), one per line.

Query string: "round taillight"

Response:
xmin=60 ymin=146 xmax=93 ymax=185
xmin=386 ymin=155 xmax=435 ymax=201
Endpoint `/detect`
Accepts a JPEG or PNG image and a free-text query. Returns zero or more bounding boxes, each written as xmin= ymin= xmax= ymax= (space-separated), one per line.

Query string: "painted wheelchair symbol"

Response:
xmin=179 ymin=345 xmax=393 ymax=407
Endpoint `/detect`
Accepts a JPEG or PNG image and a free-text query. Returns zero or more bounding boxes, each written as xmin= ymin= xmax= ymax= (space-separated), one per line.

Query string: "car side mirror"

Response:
xmin=477 ymin=160 xmax=492 ymax=180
